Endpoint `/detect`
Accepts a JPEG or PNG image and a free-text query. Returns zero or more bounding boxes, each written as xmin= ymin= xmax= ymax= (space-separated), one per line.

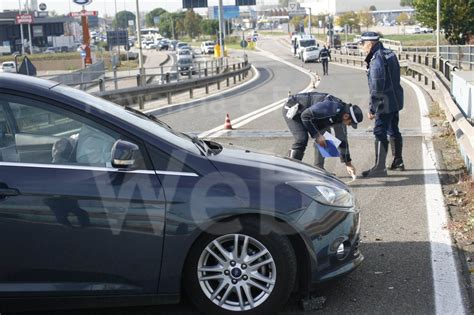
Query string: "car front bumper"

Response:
xmin=295 ymin=201 xmax=363 ymax=284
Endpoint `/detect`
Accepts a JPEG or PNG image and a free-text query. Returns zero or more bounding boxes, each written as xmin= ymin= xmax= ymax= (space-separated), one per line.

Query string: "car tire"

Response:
xmin=184 ymin=216 xmax=297 ymax=315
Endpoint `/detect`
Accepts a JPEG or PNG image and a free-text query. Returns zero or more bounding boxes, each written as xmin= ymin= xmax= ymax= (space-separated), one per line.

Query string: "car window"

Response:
xmin=0 ymin=94 xmax=146 ymax=168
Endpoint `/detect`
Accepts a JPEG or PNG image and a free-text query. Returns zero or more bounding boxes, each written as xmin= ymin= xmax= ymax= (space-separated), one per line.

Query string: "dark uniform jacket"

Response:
xmin=285 ymin=91 xmax=351 ymax=163
xmin=365 ymin=42 xmax=404 ymax=115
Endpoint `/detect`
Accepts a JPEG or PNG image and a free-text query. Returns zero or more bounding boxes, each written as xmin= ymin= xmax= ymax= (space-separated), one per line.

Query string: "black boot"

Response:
xmin=389 ymin=137 xmax=405 ymax=171
xmin=288 ymin=149 xmax=304 ymax=161
xmin=362 ymin=140 xmax=388 ymax=177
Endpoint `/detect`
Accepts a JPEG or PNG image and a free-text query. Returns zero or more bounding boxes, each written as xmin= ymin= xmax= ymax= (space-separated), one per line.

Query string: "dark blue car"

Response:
xmin=0 ymin=73 xmax=363 ymax=314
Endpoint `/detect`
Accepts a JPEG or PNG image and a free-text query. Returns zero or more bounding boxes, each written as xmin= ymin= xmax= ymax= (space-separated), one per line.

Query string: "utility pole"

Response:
xmin=308 ymin=7 xmax=312 ymax=36
xmin=135 ymin=0 xmax=144 ymax=75
xmin=218 ymin=0 xmax=225 ymax=58
xmin=18 ymin=0 xmax=25 ymax=55
xmin=114 ymin=0 xmax=120 ymax=65
xmin=26 ymin=0 xmax=33 ymax=55
xmin=436 ymin=0 xmax=440 ymax=60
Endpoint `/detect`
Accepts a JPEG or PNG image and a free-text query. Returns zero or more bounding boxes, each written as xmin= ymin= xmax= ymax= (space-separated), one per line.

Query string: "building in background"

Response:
xmin=299 ymin=0 xmax=404 ymax=15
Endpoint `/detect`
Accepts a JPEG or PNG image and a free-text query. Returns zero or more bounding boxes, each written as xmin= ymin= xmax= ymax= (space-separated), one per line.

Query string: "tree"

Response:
xmin=184 ymin=10 xmax=202 ymax=38
xmin=396 ymin=12 xmax=410 ymax=25
xmin=201 ymin=19 xmax=220 ymax=36
xmin=291 ymin=16 xmax=304 ymax=31
xmin=158 ymin=12 xmax=185 ymax=39
xmin=400 ymin=0 xmax=414 ymax=6
xmin=145 ymin=8 xmax=167 ymax=27
xmin=413 ymin=0 xmax=474 ymax=44
xmin=369 ymin=5 xmax=377 ymax=11
xmin=113 ymin=10 xmax=136 ymax=29
xmin=358 ymin=11 xmax=374 ymax=31
xmin=337 ymin=11 xmax=360 ymax=30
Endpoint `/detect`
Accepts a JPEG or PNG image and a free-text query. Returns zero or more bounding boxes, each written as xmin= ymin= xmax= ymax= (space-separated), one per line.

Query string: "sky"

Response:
xmin=0 ymin=0 xmax=274 ymax=17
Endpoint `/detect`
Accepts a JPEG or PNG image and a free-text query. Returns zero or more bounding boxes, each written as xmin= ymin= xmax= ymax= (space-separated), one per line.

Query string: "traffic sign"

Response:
xmin=73 ymin=0 xmax=93 ymax=5
xmin=288 ymin=2 xmax=300 ymax=11
xmin=240 ymin=40 xmax=248 ymax=48
xmin=69 ymin=10 xmax=98 ymax=17
xmin=288 ymin=9 xmax=306 ymax=17
xmin=252 ymin=36 xmax=258 ymax=42
xmin=39 ymin=3 xmax=47 ymax=11
xmin=15 ymin=14 xmax=33 ymax=24
xmin=80 ymin=50 xmax=86 ymax=58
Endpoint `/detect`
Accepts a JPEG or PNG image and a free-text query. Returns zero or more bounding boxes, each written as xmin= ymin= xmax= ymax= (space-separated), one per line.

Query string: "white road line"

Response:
xmin=200 ymin=52 xmax=319 ymax=138
xmin=406 ymin=77 xmax=467 ymax=315
xmin=335 ymin=61 xmax=467 ymax=313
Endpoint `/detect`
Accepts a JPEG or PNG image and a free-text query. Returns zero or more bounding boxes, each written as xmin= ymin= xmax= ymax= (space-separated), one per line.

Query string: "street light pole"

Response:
xmin=135 ymin=0 xmax=144 ymax=75
xmin=18 ymin=0 xmax=25 ymax=55
xmin=218 ymin=0 xmax=225 ymax=58
xmin=308 ymin=7 xmax=312 ymax=36
xmin=436 ymin=0 xmax=440 ymax=60
xmin=27 ymin=0 xmax=33 ymax=55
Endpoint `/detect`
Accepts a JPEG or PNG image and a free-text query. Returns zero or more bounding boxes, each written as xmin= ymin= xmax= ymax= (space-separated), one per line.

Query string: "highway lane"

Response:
xmin=153 ymin=36 xmax=467 ymax=313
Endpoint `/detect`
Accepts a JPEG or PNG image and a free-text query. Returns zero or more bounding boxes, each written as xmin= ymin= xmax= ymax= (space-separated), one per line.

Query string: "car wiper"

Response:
xmin=124 ymin=106 xmax=172 ymax=129
xmin=181 ymin=133 xmax=212 ymax=155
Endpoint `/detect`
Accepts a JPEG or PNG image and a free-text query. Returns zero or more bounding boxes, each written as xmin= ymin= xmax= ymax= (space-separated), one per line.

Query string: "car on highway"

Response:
xmin=176 ymin=42 xmax=189 ymax=52
xmin=177 ymin=49 xmax=193 ymax=61
xmin=0 ymin=73 xmax=363 ymax=314
xmin=302 ymin=46 xmax=321 ymax=63
xmin=169 ymin=39 xmax=178 ymax=51
xmin=201 ymin=41 xmax=215 ymax=54
xmin=292 ymin=35 xmax=317 ymax=59
xmin=1 ymin=61 xmax=16 ymax=73
xmin=157 ymin=39 xmax=170 ymax=51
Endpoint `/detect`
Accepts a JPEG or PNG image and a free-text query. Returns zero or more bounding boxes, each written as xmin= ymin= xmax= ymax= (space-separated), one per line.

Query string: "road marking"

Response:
xmin=200 ymin=52 xmax=319 ymax=138
xmin=145 ymin=65 xmax=261 ymax=115
xmin=405 ymin=77 xmax=467 ymax=315
xmin=334 ymin=61 xmax=467 ymax=313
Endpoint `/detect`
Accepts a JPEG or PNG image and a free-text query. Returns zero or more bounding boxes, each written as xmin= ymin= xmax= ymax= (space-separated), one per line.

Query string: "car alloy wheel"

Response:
xmin=197 ymin=234 xmax=276 ymax=312
xmin=185 ymin=217 xmax=297 ymax=315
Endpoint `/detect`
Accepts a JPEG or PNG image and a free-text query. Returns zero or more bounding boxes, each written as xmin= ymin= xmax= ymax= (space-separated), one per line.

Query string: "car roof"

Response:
xmin=0 ymin=73 xmax=58 ymax=90
xmin=2 ymin=61 xmax=15 ymax=65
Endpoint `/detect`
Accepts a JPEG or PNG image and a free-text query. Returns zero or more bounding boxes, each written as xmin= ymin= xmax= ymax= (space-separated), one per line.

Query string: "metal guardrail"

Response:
xmin=330 ymin=49 xmax=474 ymax=175
xmin=400 ymin=45 xmax=474 ymax=70
xmin=93 ymin=60 xmax=252 ymax=109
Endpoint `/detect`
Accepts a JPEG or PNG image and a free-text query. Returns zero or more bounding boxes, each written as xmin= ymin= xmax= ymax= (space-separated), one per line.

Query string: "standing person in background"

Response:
xmin=319 ymin=45 xmax=331 ymax=75
xmin=359 ymin=32 xmax=405 ymax=178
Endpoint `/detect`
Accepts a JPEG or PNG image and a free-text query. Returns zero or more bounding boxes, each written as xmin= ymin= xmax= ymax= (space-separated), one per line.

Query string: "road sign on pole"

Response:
xmin=240 ymin=40 xmax=248 ymax=48
xmin=69 ymin=11 xmax=98 ymax=17
xmin=73 ymin=0 xmax=93 ymax=5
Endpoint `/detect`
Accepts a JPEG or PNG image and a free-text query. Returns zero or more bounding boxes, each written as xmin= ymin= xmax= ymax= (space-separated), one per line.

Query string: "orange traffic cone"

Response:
xmin=224 ymin=113 xmax=233 ymax=130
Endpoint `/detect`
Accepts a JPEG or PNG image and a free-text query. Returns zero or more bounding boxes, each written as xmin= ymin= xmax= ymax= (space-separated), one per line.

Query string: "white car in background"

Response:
xmin=200 ymin=41 xmax=215 ymax=54
xmin=177 ymin=49 xmax=193 ymax=62
xmin=1 ymin=61 xmax=16 ymax=73
xmin=302 ymin=46 xmax=321 ymax=63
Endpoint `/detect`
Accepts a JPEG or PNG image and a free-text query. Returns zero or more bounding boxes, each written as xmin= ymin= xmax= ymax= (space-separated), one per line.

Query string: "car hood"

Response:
xmin=207 ymin=147 xmax=347 ymax=188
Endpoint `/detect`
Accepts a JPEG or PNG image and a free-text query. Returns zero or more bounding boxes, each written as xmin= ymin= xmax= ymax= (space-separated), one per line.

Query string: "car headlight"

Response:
xmin=287 ymin=181 xmax=354 ymax=208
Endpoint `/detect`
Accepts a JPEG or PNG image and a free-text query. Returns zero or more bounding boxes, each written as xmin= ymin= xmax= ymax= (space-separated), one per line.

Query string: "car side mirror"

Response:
xmin=111 ymin=140 xmax=139 ymax=169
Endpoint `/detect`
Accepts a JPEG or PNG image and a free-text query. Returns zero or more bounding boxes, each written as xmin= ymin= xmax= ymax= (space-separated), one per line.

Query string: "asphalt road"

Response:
xmin=30 ymin=36 xmax=469 ymax=314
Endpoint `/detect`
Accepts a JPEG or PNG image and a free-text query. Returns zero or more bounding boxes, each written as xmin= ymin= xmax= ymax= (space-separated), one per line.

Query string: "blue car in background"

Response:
xmin=0 ymin=73 xmax=363 ymax=314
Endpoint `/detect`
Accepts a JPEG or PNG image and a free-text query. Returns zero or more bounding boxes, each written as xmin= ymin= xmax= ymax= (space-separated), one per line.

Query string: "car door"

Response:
xmin=0 ymin=93 xmax=166 ymax=296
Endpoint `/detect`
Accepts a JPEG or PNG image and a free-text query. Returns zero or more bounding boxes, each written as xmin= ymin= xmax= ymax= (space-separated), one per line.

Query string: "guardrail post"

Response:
xmin=188 ymin=70 xmax=192 ymax=80
xmin=216 ymin=66 xmax=220 ymax=74
xmin=165 ymin=72 xmax=170 ymax=84
xmin=432 ymin=80 xmax=436 ymax=90
xmin=138 ymin=96 xmax=144 ymax=110
xmin=198 ymin=62 xmax=201 ymax=79
xmin=176 ymin=64 xmax=180 ymax=82
xmin=136 ymin=74 xmax=141 ymax=87
xmin=205 ymin=84 xmax=209 ymax=94
xmin=211 ymin=61 xmax=214 ymax=75
xmin=425 ymin=55 xmax=429 ymax=66
xmin=353 ymin=59 xmax=355 ymax=66
xmin=99 ymin=78 xmax=105 ymax=92
xmin=160 ymin=65 xmax=164 ymax=82
xmin=113 ymin=67 xmax=118 ymax=90
xmin=413 ymin=54 xmax=416 ymax=62
xmin=167 ymin=92 xmax=172 ymax=104
xmin=217 ymin=80 xmax=221 ymax=90
xmin=432 ymin=56 xmax=436 ymax=69
xmin=233 ymin=64 xmax=236 ymax=71
xmin=190 ymin=88 xmax=193 ymax=99
xmin=205 ymin=61 xmax=208 ymax=77
xmin=418 ymin=73 xmax=422 ymax=82
xmin=412 ymin=70 xmax=415 ymax=79
xmin=239 ymin=73 xmax=242 ymax=81
xmin=233 ymin=74 xmax=236 ymax=84
xmin=226 ymin=77 xmax=230 ymax=87
xmin=418 ymin=55 xmax=421 ymax=64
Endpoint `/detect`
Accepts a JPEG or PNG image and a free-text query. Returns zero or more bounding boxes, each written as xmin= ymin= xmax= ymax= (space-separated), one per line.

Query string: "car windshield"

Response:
xmin=51 ymin=85 xmax=201 ymax=155
xmin=305 ymin=47 xmax=318 ymax=52
xmin=179 ymin=50 xmax=191 ymax=55
xmin=205 ymin=42 xmax=214 ymax=46
xmin=300 ymin=40 xmax=316 ymax=47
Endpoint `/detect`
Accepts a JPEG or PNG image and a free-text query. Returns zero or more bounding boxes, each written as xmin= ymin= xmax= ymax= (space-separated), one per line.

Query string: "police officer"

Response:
xmin=319 ymin=45 xmax=331 ymax=75
xmin=359 ymin=32 xmax=405 ymax=177
xmin=283 ymin=91 xmax=363 ymax=176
